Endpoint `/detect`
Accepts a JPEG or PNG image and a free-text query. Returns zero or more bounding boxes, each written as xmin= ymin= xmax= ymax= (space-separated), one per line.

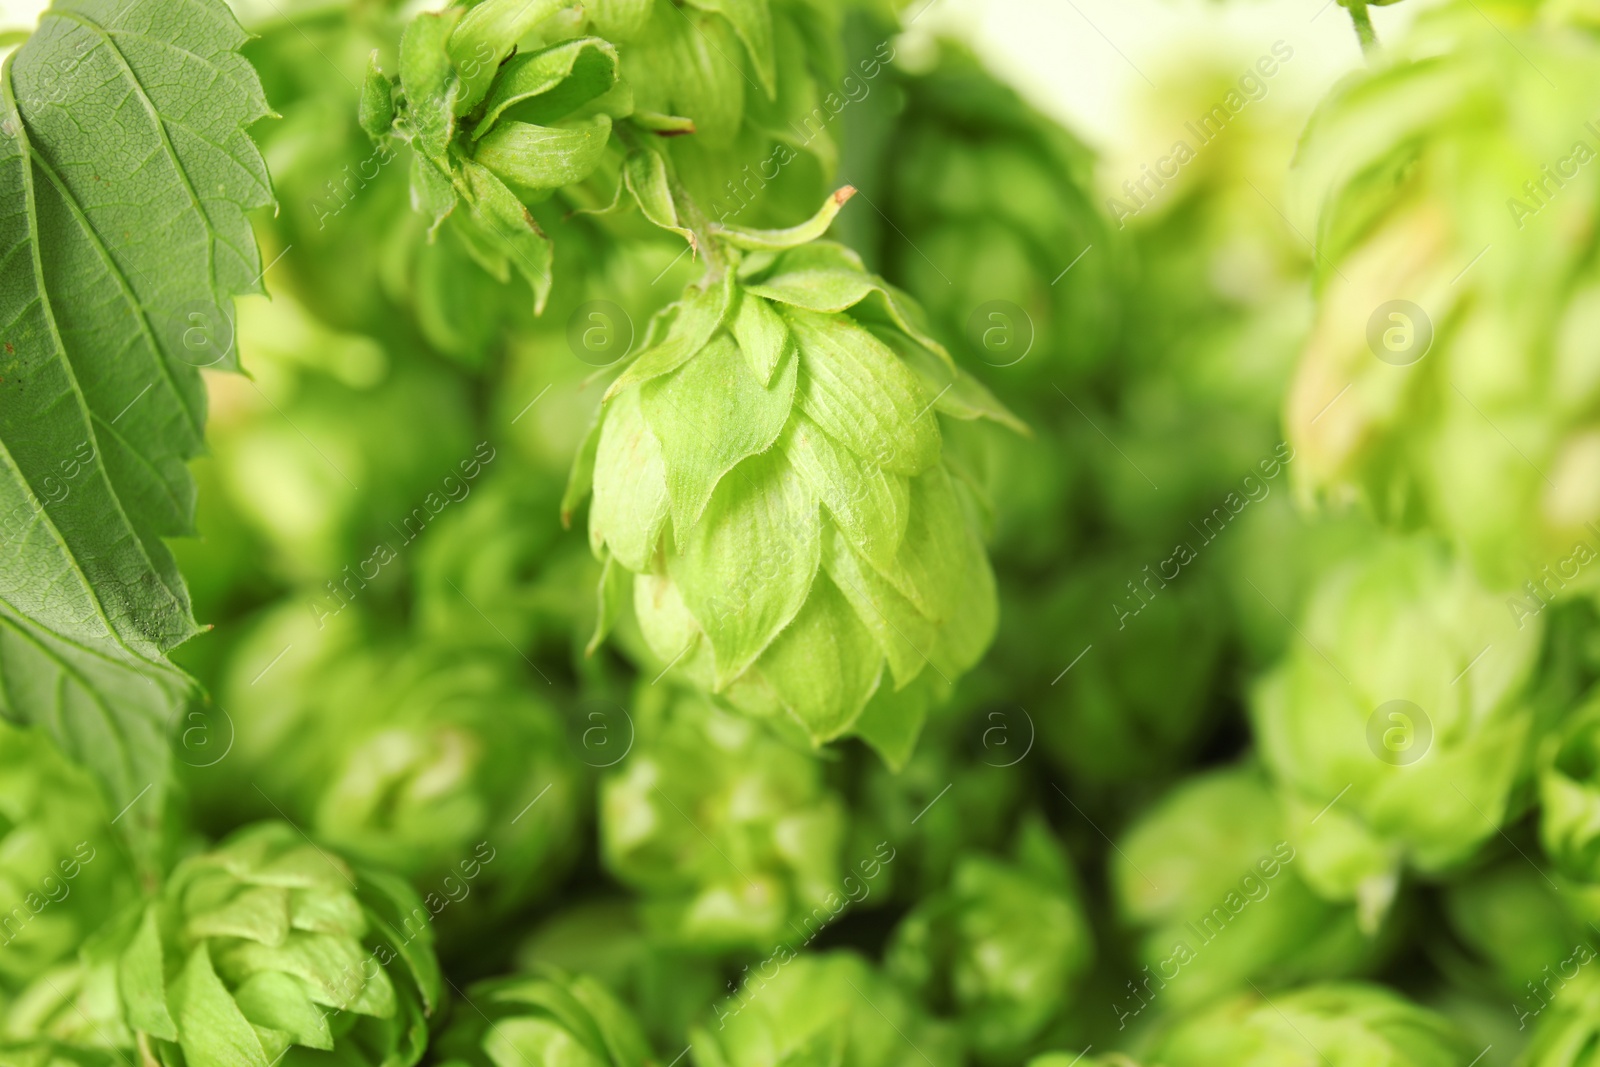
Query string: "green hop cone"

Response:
xmin=384 ymin=0 xmax=628 ymax=311
xmin=518 ymin=902 xmax=725 ymax=1049
xmin=1250 ymin=535 xmax=1548 ymax=919
xmin=1438 ymin=855 xmax=1600 ymax=1012
xmin=1147 ymin=983 xmax=1473 ymax=1067
xmin=1112 ymin=765 xmax=1383 ymax=1015
xmin=0 ymin=722 xmax=137 ymax=996
xmin=600 ymin=687 xmax=847 ymax=953
xmin=116 ymin=822 xmax=441 ymax=1067
xmin=303 ymin=648 xmax=583 ymax=932
xmin=1287 ymin=4 xmax=1600 ymax=594
xmin=869 ymin=42 xmax=1118 ymax=389
xmin=690 ymin=951 xmax=960 ymax=1067
xmin=3 ymin=916 xmax=135 ymax=1054
xmin=1538 ymin=688 xmax=1600 ymax=882
xmin=570 ymin=229 xmax=1024 ymax=760
xmin=884 ymin=816 xmax=1092 ymax=1061
xmin=202 ymin=619 xmax=582 ymax=941
xmin=1520 ymin=967 xmax=1600 ymax=1067
xmin=431 ymin=968 xmax=656 ymax=1067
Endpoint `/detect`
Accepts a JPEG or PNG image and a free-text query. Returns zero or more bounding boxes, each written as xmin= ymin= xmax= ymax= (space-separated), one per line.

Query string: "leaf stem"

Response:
xmin=1345 ymin=1 xmax=1380 ymax=57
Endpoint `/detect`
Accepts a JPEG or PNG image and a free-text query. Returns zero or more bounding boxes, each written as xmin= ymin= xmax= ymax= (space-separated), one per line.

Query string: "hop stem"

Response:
xmin=1345 ymin=1 xmax=1380 ymax=57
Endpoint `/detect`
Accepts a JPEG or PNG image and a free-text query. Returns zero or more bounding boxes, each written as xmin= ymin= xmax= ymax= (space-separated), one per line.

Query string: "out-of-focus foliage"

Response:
xmin=1113 ymin=765 xmax=1382 ymax=1011
xmin=1289 ymin=1 xmax=1600 ymax=597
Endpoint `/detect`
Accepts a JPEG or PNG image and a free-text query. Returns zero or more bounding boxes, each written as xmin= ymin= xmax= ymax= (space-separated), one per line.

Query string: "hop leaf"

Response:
xmin=572 ymin=239 xmax=1021 ymax=758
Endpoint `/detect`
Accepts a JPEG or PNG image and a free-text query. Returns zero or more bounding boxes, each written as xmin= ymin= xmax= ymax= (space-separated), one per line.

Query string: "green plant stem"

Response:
xmin=1346 ymin=2 xmax=1379 ymax=57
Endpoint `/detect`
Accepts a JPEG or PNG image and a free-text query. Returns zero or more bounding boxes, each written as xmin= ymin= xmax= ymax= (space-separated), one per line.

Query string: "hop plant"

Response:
xmin=571 ymin=231 xmax=1023 ymax=759
xmin=883 ymin=816 xmax=1092 ymax=1061
xmin=1287 ymin=2 xmax=1600 ymax=596
xmin=1112 ymin=765 xmax=1380 ymax=1013
xmin=1250 ymin=535 xmax=1549 ymax=922
xmin=430 ymin=968 xmax=656 ymax=1067
xmin=600 ymin=687 xmax=848 ymax=953
xmin=1147 ymin=983 xmax=1473 ymax=1067
xmin=689 ymin=952 xmax=960 ymax=1067
xmin=114 ymin=822 xmax=440 ymax=1067
xmin=0 ymin=723 xmax=137 ymax=997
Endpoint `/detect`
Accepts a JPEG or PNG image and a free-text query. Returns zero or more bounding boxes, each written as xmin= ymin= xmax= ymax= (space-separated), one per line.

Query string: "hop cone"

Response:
xmin=1440 ymin=856 xmax=1600 ymax=1001
xmin=0 ymin=723 xmax=137 ymax=996
xmin=1287 ymin=3 xmax=1600 ymax=594
xmin=1250 ymin=536 xmax=1549 ymax=921
xmin=115 ymin=822 xmax=440 ymax=1067
xmin=1521 ymin=968 xmax=1600 ymax=1067
xmin=517 ymin=902 xmax=724 ymax=1049
xmin=1112 ymin=765 xmax=1380 ymax=1011
xmin=689 ymin=952 xmax=960 ymax=1067
xmin=600 ymin=688 xmax=847 ymax=952
xmin=380 ymin=0 xmax=853 ymax=309
xmin=430 ymin=968 xmax=656 ymax=1067
xmin=871 ymin=44 xmax=1117 ymax=388
xmin=571 ymin=240 xmax=1023 ymax=760
xmin=1539 ymin=688 xmax=1600 ymax=882
xmin=884 ymin=817 xmax=1092 ymax=1060
xmin=1148 ymin=983 xmax=1472 ymax=1067
xmin=196 ymin=610 xmax=582 ymax=938
xmin=303 ymin=649 xmax=583 ymax=930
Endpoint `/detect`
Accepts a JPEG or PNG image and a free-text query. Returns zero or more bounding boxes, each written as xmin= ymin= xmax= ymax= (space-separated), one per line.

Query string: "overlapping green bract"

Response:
xmin=0 ymin=723 xmax=136 ymax=996
xmin=884 ymin=817 xmax=1091 ymax=1061
xmin=1250 ymin=536 xmax=1549 ymax=921
xmin=1147 ymin=983 xmax=1472 ymax=1066
xmin=600 ymin=688 xmax=846 ymax=952
xmin=116 ymin=822 xmax=440 ymax=1067
xmin=431 ymin=968 xmax=655 ymax=1067
xmin=573 ymin=240 xmax=1020 ymax=759
xmin=1288 ymin=2 xmax=1600 ymax=596
xmin=0 ymin=0 xmax=270 ymax=858
xmin=689 ymin=952 xmax=960 ymax=1067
